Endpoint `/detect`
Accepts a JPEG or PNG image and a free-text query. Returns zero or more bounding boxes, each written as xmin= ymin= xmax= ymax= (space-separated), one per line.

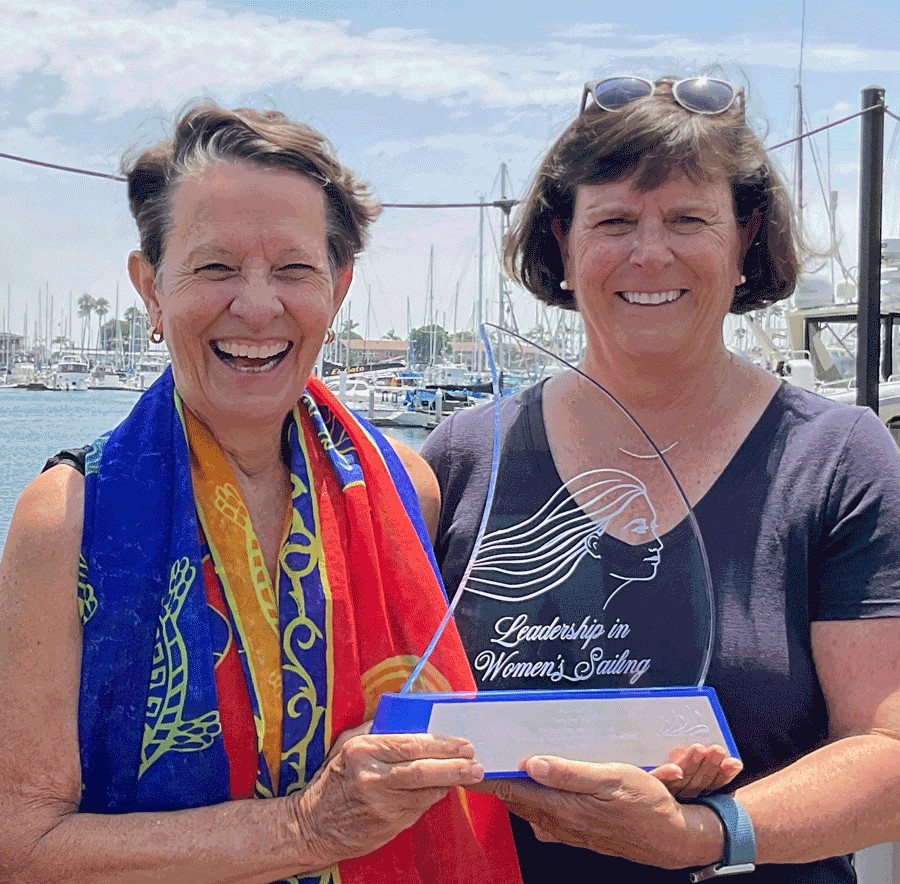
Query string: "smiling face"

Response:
xmin=555 ymin=171 xmax=757 ymax=364
xmin=130 ymin=162 xmax=350 ymax=437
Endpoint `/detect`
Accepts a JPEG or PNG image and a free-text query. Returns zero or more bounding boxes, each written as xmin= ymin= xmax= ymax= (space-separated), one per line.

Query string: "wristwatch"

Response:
xmin=688 ymin=793 xmax=756 ymax=881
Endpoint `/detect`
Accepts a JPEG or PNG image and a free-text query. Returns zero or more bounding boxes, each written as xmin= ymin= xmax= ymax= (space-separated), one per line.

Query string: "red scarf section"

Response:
xmin=202 ymin=380 xmax=521 ymax=883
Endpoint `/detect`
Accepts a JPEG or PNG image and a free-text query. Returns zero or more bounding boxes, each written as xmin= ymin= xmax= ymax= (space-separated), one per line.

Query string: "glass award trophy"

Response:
xmin=372 ymin=325 xmax=737 ymax=777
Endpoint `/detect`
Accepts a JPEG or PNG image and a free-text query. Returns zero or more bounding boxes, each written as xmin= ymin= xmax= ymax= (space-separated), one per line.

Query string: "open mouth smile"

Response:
xmin=210 ymin=340 xmax=293 ymax=373
xmin=617 ymin=289 xmax=687 ymax=305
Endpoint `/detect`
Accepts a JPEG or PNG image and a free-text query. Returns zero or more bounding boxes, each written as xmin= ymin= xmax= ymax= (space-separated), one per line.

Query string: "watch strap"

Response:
xmin=688 ymin=793 xmax=756 ymax=881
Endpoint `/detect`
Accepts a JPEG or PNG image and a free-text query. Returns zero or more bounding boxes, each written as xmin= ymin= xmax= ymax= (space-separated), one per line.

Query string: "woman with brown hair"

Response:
xmin=422 ymin=76 xmax=900 ymax=882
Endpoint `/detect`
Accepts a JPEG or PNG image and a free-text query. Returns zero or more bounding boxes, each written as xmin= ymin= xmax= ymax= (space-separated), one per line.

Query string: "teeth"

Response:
xmin=214 ymin=340 xmax=289 ymax=359
xmin=619 ymin=290 xmax=684 ymax=305
xmin=231 ymin=360 xmax=280 ymax=373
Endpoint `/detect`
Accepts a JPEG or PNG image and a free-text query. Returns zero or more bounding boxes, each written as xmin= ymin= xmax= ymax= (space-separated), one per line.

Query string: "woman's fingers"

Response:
xmin=341 ymin=732 xmax=476 ymax=766
xmin=294 ymin=731 xmax=485 ymax=867
xmin=661 ymin=744 xmax=743 ymax=799
xmin=336 ymin=733 xmax=482 ymax=791
xmin=325 ymin=720 xmax=373 ymax=763
xmin=648 ymin=762 xmax=685 ymax=784
xmin=713 ymin=757 xmax=744 ymax=788
xmin=522 ymin=756 xmax=633 ymax=797
xmin=380 ymin=756 xmax=485 ymax=790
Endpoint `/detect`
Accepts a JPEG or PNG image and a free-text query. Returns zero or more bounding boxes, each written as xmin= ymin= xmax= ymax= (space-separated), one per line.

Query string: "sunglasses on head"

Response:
xmin=579 ymin=76 xmax=743 ymax=116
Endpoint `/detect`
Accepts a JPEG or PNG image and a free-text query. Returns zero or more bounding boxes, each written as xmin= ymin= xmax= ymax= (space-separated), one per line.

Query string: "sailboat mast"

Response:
xmin=365 ymin=283 xmax=371 ymax=350
xmin=4 ymin=282 xmax=9 ymax=370
xmin=476 ymin=199 xmax=485 ymax=373
xmin=826 ymin=121 xmax=837 ymax=296
xmin=498 ymin=163 xmax=508 ymax=328
xmin=795 ymin=0 xmax=807 ymax=233
xmin=428 ymin=245 xmax=435 ymax=366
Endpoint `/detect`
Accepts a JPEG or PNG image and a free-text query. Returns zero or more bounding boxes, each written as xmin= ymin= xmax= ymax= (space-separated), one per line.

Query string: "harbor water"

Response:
xmin=0 ymin=388 xmax=429 ymax=549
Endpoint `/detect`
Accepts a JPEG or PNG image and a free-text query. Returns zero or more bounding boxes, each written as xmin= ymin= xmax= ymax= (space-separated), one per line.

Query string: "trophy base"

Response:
xmin=372 ymin=686 xmax=737 ymax=778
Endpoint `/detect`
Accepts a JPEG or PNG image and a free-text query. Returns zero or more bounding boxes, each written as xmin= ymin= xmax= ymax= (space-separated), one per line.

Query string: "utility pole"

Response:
xmin=856 ymin=85 xmax=885 ymax=413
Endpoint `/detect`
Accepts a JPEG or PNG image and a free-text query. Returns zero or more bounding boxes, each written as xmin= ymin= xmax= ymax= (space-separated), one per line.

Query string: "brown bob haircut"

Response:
xmin=123 ymin=101 xmax=380 ymax=278
xmin=504 ymin=78 xmax=801 ymax=314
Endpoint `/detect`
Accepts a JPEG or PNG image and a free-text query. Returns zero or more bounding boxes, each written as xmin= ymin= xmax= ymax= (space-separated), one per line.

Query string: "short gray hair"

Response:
xmin=123 ymin=101 xmax=381 ymax=278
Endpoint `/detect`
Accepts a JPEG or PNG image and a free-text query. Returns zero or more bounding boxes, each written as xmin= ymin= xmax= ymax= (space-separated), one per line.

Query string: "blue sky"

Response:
xmin=1 ymin=0 xmax=899 ymax=343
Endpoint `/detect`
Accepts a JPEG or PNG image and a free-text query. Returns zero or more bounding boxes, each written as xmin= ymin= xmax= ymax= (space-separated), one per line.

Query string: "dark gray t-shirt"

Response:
xmin=421 ymin=379 xmax=900 ymax=883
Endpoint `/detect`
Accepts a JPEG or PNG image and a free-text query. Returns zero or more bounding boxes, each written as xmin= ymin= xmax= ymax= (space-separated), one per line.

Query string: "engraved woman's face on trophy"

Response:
xmin=464 ymin=470 xmax=665 ymax=604
xmin=585 ymin=489 xmax=662 ymax=583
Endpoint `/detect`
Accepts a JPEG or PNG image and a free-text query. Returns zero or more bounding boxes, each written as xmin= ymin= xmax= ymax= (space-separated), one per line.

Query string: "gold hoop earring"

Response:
xmin=149 ymin=327 xmax=164 ymax=344
xmin=324 ymin=328 xmax=336 ymax=345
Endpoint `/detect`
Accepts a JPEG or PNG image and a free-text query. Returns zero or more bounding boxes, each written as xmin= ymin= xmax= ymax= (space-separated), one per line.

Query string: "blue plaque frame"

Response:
xmin=373 ymin=686 xmax=738 ymax=778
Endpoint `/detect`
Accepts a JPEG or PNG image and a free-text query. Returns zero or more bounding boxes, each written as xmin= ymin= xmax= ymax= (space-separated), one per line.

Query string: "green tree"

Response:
xmin=99 ymin=319 xmax=129 ymax=350
xmin=409 ymin=324 xmax=450 ymax=366
xmin=383 ymin=328 xmax=401 ymax=341
xmin=340 ymin=317 xmax=362 ymax=340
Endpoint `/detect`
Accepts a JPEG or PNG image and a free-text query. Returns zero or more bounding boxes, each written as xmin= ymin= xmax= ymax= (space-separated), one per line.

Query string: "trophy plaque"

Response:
xmin=373 ymin=326 xmax=737 ymax=776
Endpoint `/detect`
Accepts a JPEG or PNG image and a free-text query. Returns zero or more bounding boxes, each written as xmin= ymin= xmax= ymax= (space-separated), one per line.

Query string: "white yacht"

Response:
xmin=50 ymin=355 xmax=90 ymax=391
xmin=125 ymin=355 xmax=168 ymax=391
xmin=325 ymin=376 xmax=376 ymax=406
xmin=88 ymin=364 xmax=126 ymax=390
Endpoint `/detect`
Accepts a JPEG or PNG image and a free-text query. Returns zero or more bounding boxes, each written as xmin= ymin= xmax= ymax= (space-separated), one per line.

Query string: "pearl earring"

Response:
xmin=560 ymin=280 xmax=570 ymax=290
xmin=740 ymin=274 xmax=747 ymax=285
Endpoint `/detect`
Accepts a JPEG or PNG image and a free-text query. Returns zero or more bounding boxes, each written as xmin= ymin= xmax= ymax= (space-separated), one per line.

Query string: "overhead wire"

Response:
xmin=0 ymin=107 xmax=881 ymax=201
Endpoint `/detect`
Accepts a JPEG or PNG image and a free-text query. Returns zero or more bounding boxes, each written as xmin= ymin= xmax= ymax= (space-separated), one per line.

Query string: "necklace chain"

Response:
xmin=576 ymin=353 xmax=734 ymax=460
xmin=618 ymin=440 xmax=679 ymax=459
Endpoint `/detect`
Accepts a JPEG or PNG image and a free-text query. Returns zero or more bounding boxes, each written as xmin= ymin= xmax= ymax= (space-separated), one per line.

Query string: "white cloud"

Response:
xmin=3 ymin=1 xmax=899 ymax=347
xmin=4 ymin=1 xmax=900 ymax=127
xmin=544 ymin=22 xmax=626 ymax=39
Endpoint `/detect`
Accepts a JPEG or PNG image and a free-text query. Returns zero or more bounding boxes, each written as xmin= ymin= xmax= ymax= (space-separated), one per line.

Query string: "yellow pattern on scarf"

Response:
xmin=184 ymin=408 xmax=285 ymax=794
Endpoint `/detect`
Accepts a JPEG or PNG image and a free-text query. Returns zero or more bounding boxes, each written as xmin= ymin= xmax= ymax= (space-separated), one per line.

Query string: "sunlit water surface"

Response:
xmin=0 ymin=388 xmax=428 ymax=550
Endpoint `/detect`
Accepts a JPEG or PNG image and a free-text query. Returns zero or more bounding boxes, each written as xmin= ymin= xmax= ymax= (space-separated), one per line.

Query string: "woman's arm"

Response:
xmin=480 ymin=616 xmax=900 ymax=869
xmin=386 ymin=437 xmax=441 ymax=542
xmin=735 ymin=617 xmax=900 ymax=862
xmin=0 ymin=467 xmax=481 ymax=884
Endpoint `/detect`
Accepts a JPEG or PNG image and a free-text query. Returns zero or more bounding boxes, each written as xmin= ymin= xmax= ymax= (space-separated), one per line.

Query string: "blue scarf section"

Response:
xmin=78 ymin=366 xmax=437 ymax=818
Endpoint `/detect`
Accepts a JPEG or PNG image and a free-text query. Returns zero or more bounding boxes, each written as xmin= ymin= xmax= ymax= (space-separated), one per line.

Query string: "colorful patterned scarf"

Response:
xmin=78 ymin=367 xmax=520 ymax=884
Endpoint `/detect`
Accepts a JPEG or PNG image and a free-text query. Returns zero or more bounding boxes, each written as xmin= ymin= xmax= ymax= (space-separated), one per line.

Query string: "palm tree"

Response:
xmin=94 ymin=298 xmax=110 ymax=352
xmin=340 ymin=317 xmax=360 ymax=339
xmin=384 ymin=329 xmax=400 ymax=341
xmin=77 ymin=293 xmax=95 ymax=354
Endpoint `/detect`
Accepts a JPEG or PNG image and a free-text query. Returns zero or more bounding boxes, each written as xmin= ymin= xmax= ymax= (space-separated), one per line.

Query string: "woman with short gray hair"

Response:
xmin=0 ymin=102 xmax=522 ymax=884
